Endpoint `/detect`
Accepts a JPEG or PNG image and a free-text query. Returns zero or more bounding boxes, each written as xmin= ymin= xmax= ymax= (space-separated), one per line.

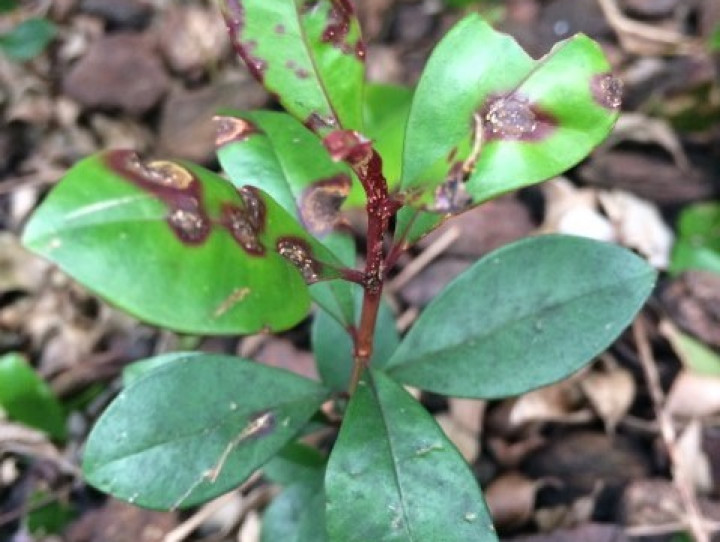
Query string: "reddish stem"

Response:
xmin=347 ymin=149 xmax=397 ymax=395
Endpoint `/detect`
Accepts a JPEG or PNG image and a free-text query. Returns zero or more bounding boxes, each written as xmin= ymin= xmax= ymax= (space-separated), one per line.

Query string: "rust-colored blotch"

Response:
xmin=300 ymin=175 xmax=351 ymax=235
xmin=213 ymin=115 xmax=257 ymax=147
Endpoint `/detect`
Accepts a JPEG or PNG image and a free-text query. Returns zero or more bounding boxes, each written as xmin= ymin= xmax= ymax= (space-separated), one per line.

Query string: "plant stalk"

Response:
xmin=347 ymin=149 xmax=396 ymax=395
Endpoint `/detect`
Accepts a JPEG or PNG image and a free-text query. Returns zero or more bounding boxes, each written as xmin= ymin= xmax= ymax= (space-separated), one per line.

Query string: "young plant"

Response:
xmin=22 ymin=1 xmax=655 ymax=539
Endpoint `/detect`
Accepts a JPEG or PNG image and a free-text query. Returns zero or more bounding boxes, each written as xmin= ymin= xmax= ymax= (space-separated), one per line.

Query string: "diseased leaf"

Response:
xmin=22 ymin=151 xmax=344 ymax=335
xmin=83 ymin=354 xmax=329 ymax=509
xmin=325 ymin=370 xmax=497 ymax=542
xmin=221 ymin=0 xmax=365 ymax=134
xmin=670 ymin=202 xmax=720 ymax=276
xmin=401 ymin=15 xmax=620 ymax=212
xmin=386 ymin=235 xmax=656 ymax=398
xmin=0 ymin=353 xmax=66 ymax=440
xmin=216 ymin=110 xmax=354 ymax=234
xmin=312 ymin=291 xmax=399 ymax=391
xmin=216 ymin=112 xmax=357 ymax=325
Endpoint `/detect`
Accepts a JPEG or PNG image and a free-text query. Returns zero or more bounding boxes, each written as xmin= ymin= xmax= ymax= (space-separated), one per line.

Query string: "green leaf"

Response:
xmin=217 ymin=110 xmax=355 ymax=230
xmin=263 ymin=475 xmax=328 ymax=542
xmin=83 ymin=354 xmax=329 ymax=510
xmin=393 ymin=206 xmax=445 ymax=248
xmin=312 ymin=291 xmax=399 ymax=391
xmin=264 ymin=442 xmax=326 ymax=486
xmin=0 ymin=0 xmax=18 ymax=13
xmin=401 ymin=15 xmax=620 ymax=211
xmin=325 ymin=370 xmax=497 ymax=542
xmin=350 ymin=83 xmax=414 ymax=204
xmin=122 ymin=352 xmax=204 ymax=387
xmin=0 ymin=18 xmax=56 ymax=61
xmin=709 ymin=25 xmax=720 ymax=52
xmin=22 ymin=151 xmax=343 ymax=335
xmin=216 ymin=114 xmax=357 ymax=325
xmin=663 ymin=325 xmax=720 ymax=377
xmin=670 ymin=202 xmax=720 ymax=276
xmin=27 ymin=490 xmax=76 ymax=535
xmin=221 ymin=0 xmax=365 ymax=134
xmin=0 ymin=353 xmax=66 ymax=440
xmin=386 ymin=235 xmax=656 ymax=398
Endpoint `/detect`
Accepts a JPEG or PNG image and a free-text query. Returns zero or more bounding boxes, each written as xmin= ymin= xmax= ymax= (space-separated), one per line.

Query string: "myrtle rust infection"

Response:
xmin=285 ymin=60 xmax=310 ymax=80
xmin=481 ymin=94 xmax=557 ymax=142
xmin=321 ymin=0 xmax=356 ymax=55
xmin=277 ymin=237 xmax=321 ymax=283
xmin=305 ymin=111 xmax=338 ymax=133
xmin=300 ymin=174 xmax=352 ymax=235
xmin=591 ymin=73 xmax=623 ymax=110
xmin=105 ymin=151 xmax=211 ymax=245
xmin=222 ymin=1 xmax=268 ymax=82
xmin=213 ymin=115 xmax=259 ymax=147
xmin=219 ymin=186 xmax=266 ymax=256
xmin=323 ymin=130 xmax=373 ymax=166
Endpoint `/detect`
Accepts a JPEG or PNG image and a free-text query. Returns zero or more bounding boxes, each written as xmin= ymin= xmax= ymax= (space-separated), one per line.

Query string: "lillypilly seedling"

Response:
xmin=22 ymin=1 xmax=656 ymax=540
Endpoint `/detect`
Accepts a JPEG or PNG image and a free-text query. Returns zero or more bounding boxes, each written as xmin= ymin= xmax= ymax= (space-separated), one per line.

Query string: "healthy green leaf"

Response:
xmin=0 ymin=18 xmax=56 ymax=61
xmin=670 ymin=202 xmax=720 ymax=276
xmin=0 ymin=353 xmax=66 ymax=440
xmin=264 ymin=442 xmax=326 ymax=486
xmin=401 ymin=15 xmax=620 ymax=211
xmin=0 ymin=0 xmax=18 ymax=13
xmin=122 ymin=352 xmax=204 ymax=387
xmin=27 ymin=490 xmax=76 ymax=535
xmin=312 ymin=291 xmax=399 ymax=391
xmin=325 ymin=370 xmax=497 ymax=541
xmin=221 ymin=0 xmax=365 ymax=134
xmin=710 ymin=25 xmax=720 ymax=52
xmin=83 ymin=354 xmax=329 ymax=509
xmin=393 ymin=207 xmax=445 ymax=248
xmin=386 ymin=235 xmax=656 ymax=398
xmin=263 ymin=476 xmax=328 ymax=542
xmin=22 ymin=151 xmax=343 ymax=335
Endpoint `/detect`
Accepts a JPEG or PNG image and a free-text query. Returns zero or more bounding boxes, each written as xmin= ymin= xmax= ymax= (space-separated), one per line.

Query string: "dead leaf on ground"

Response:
xmin=508 ymin=379 xmax=591 ymax=428
xmin=435 ymin=413 xmax=479 ymax=463
xmin=533 ymin=483 xmax=602 ymax=532
xmin=448 ymin=397 xmax=486 ymax=436
xmin=597 ymin=190 xmax=674 ymax=269
xmin=666 ymin=370 xmax=720 ymax=418
xmin=675 ymin=419 xmax=714 ymax=494
xmin=506 ymin=523 xmax=629 ymax=542
xmin=0 ymin=421 xmax=78 ymax=476
xmin=64 ymin=498 xmax=177 ymax=542
xmin=485 ymin=471 xmax=559 ymax=531
xmin=662 ymin=271 xmax=720 ymax=349
xmin=580 ymin=367 xmax=636 ymax=432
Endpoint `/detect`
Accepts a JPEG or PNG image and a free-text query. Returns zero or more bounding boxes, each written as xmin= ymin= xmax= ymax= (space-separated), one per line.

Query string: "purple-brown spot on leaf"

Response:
xmin=106 ymin=151 xmax=212 ymax=245
xmin=277 ymin=237 xmax=321 ymax=283
xmin=305 ymin=112 xmax=338 ymax=133
xmin=355 ymin=40 xmax=366 ymax=61
xmin=482 ymin=95 xmax=556 ymax=142
xmin=321 ymin=0 xmax=356 ymax=55
xmin=274 ymin=23 xmax=286 ymax=34
xmin=213 ymin=115 xmax=258 ymax=147
xmin=220 ymin=203 xmax=265 ymax=256
xmin=592 ymin=73 xmax=623 ymax=110
xmin=323 ymin=129 xmax=372 ymax=166
xmin=222 ymin=1 xmax=268 ymax=84
xmin=432 ymin=166 xmax=473 ymax=214
xmin=167 ymin=208 xmax=211 ymax=245
xmin=300 ymin=174 xmax=352 ymax=235
xmin=238 ymin=186 xmax=266 ymax=232
xmin=285 ymin=60 xmax=310 ymax=80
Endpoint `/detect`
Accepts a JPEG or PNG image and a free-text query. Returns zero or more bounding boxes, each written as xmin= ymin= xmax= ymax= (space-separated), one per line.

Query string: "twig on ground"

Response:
xmin=632 ymin=318 xmax=710 ymax=542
